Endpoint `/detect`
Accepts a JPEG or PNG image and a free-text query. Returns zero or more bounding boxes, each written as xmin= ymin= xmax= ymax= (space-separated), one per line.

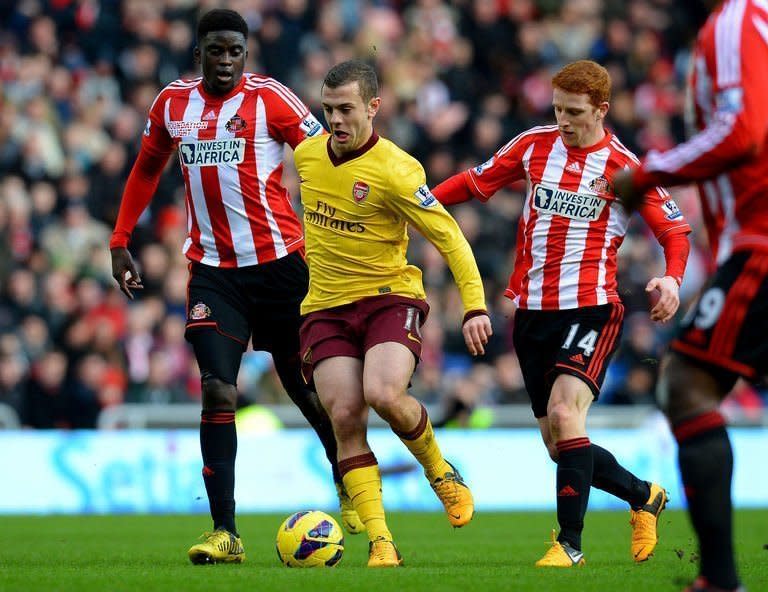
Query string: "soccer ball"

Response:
xmin=275 ymin=510 xmax=344 ymax=567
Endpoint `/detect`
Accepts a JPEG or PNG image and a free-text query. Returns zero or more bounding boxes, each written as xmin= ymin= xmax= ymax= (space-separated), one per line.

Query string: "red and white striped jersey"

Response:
xmin=635 ymin=0 xmax=768 ymax=263
xmin=141 ymin=73 xmax=324 ymax=267
xmin=465 ymin=126 xmax=690 ymax=310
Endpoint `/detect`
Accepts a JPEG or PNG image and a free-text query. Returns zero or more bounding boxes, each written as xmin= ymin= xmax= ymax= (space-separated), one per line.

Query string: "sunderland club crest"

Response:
xmin=225 ymin=113 xmax=247 ymax=133
xmin=189 ymin=301 xmax=212 ymax=320
xmin=353 ymin=181 xmax=370 ymax=203
xmin=589 ymin=175 xmax=612 ymax=196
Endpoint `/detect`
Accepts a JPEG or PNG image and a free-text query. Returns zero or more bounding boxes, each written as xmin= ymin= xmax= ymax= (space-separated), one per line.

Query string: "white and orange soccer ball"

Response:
xmin=275 ymin=510 xmax=344 ymax=567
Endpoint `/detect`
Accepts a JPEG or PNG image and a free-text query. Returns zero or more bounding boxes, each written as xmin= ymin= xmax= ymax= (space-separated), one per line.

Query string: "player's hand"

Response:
xmin=111 ymin=246 xmax=143 ymax=300
xmin=462 ymin=313 xmax=493 ymax=356
xmin=613 ymin=169 xmax=645 ymax=213
xmin=646 ymin=275 xmax=680 ymax=323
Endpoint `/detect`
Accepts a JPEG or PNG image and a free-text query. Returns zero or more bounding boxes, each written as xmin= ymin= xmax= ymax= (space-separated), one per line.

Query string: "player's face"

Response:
xmin=552 ymin=88 xmax=608 ymax=148
xmin=196 ymin=31 xmax=247 ymax=95
xmin=322 ymin=81 xmax=381 ymax=154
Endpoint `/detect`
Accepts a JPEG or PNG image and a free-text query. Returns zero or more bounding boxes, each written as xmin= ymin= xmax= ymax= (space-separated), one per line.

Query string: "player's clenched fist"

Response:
xmin=462 ymin=313 xmax=493 ymax=356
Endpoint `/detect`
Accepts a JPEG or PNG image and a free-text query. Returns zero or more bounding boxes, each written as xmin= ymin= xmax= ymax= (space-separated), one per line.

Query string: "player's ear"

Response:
xmin=368 ymin=96 xmax=381 ymax=118
xmin=597 ymin=101 xmax=609 ymax=121
xmin=193 ymin=46 xmax=201 ymax=65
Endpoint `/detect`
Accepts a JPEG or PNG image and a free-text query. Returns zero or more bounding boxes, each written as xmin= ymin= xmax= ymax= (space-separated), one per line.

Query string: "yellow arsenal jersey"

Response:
xmin=295 ymin=133 xmax=486 ymax=315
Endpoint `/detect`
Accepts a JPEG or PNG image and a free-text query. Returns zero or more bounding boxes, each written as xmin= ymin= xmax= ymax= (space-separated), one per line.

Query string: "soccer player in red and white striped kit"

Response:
xmin=432 ymin=60 xmax=691 ymax=567
xmin=617 ymin=1 xmax=768 ymax=589
xmin=109 ymin=9 xmax=362 ymax=564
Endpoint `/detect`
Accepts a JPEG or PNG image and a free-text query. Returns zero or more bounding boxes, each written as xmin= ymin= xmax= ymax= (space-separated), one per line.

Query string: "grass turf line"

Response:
xmin=0 ymin=510 xmax=765 ymax=592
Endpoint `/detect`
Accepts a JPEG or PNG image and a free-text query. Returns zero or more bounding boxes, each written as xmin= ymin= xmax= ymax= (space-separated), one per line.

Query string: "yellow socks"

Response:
xmin=395 ymin=405 xmax=451 ymax=482
xmin=339 ymin=453 xmax=392 ymax=542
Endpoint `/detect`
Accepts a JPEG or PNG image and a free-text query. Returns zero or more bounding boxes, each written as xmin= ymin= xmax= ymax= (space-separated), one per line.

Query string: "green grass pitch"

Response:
xmin=1 ymin=510 xmax=766 ymax=591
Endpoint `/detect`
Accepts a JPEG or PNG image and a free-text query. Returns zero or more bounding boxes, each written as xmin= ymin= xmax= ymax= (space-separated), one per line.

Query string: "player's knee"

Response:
xmin=364 ymin=381 xmax=402 ymax=416
xmin=658 ymin=356 xmax=688 ymax=419
xmin=658 ymin=354 xmax=721 ymax=424
xmin=326 ymin=402 xmax=365 ymax=439
xmin=201 ymin=376 xmax=237 ymax=410
xmin=547 ymin=402 xmax=577 ymax=433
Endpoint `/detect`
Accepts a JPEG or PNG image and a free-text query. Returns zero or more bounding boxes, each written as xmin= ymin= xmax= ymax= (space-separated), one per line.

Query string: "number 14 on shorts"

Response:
xmin=562 ymin=323 xmax=598 ymax=357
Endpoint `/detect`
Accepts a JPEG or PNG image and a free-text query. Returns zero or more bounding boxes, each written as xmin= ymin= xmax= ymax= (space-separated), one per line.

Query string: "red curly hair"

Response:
xmin=552 ymin=60 xmax=611 ymax=107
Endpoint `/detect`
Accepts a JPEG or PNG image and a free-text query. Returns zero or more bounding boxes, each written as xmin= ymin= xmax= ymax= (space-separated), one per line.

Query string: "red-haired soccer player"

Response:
xmin=616 ymin=1 xmax=768 ymax=589
xmin=433 ymin=60 xmax=691 ymax=567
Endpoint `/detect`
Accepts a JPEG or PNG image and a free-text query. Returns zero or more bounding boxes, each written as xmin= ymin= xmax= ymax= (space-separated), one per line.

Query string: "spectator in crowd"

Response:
xmin=22 ymin=349 xmax=69 ymax=428
xmin=0 ymin=0 xmax=761 ymax=431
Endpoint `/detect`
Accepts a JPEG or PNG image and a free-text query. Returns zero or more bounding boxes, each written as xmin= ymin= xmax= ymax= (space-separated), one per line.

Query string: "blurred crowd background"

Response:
xmin=1 ymin=0 xmax=765 ymax=430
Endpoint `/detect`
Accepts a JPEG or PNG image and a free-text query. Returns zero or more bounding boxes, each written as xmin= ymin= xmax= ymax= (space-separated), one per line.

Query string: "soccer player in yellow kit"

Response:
xmin=294 ymin=60 xmax=493 ymax=567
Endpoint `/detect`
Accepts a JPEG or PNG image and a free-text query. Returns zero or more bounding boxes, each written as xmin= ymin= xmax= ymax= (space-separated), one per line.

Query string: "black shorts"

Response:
xmin=184 ymin=250 xmax=308 ymax=354
xmin=671 ymin=250 xmax=768 ymax=391
xmin=512 ymin=302 xmax=625 ymax=418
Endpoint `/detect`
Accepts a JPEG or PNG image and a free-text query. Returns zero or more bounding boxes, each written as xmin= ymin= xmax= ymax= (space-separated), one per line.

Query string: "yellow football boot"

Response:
xmin=429 ymin=461 xmax=474 ymax=527
xmin=188 ymin=528 xmax=245 ymax=564
xmin=535 ymin=530 xmax=586 ymax=567
xmin=367 ymin=537 xmax=403 ymax=568
xmin=630 ymin=482 xmax=668 ymax=562
xmin=335 ymin=482 xmax=366 ymax=535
